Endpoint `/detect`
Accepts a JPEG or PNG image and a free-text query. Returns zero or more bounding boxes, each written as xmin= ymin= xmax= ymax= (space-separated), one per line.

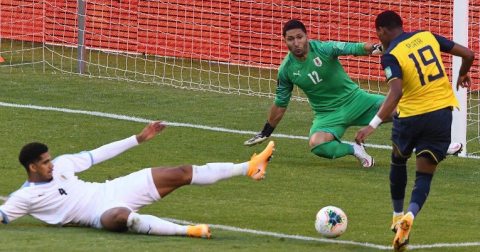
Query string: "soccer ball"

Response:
xmin=315 ymin=206 xmax=348 ymax=238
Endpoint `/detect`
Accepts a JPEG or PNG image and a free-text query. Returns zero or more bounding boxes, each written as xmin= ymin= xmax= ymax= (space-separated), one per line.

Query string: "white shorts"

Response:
xmin=91 ymin=168 xmax=161 ymax=228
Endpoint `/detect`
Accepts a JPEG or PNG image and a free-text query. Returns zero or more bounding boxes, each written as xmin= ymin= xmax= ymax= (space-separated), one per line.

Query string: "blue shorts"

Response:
xmin=391 ymin=107 xmax=452 ymax=163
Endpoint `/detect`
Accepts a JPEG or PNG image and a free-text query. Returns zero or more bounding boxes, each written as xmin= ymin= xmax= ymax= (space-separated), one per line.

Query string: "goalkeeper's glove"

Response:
xmin=244 ymin=121 xmax=275 ymax=146
xmin=371 ymin=43 xmax=384 ymax=55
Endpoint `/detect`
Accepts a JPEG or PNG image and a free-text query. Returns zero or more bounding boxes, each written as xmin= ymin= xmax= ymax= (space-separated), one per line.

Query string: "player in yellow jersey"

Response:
xmin=354 ymin=10 xmax=474 ymax=252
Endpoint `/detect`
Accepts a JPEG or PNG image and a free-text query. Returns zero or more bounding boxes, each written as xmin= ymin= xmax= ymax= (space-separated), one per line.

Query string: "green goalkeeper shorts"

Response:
xmin=309 ymin=92 xmax=385 ymax=141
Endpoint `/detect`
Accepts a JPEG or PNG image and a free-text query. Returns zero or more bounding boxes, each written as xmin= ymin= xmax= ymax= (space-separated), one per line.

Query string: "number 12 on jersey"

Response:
xmin=308 ymin=71 xmax=323 ymax=85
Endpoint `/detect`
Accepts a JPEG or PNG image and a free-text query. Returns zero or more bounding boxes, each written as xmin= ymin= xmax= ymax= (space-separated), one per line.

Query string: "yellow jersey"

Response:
xmin=381 ymin=31 xmax=459 ymax=117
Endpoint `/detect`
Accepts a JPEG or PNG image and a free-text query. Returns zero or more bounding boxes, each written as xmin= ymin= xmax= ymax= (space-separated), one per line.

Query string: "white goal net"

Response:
xmin=1 ymin=0 xmax=479 ymax=156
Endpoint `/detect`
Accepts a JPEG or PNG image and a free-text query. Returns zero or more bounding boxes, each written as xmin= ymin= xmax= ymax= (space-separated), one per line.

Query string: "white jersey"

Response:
xmin=0 ymin=135 xmax=147 ymax=227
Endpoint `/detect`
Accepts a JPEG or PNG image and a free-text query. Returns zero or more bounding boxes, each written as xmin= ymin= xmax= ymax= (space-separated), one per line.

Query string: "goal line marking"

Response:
xmin=0 ymin=101 xmax=389 ymax=150
xmin=0 ymin=102 xmax=480 ymax=159
xmin=2 ymin=101 xmax=479 ymax=159
xmin=168 ymin=218 xmax=480 ymax=250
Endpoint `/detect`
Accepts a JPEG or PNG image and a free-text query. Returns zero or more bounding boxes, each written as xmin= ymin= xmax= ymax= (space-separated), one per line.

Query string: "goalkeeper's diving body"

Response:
xmin=245 ymin=19 xmax=387 ymax=167
xmin=245 ymin=19 xmax=463 ymax=167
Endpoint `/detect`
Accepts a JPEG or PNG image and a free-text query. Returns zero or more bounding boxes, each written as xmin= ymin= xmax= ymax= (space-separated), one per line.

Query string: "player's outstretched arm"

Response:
xmin=90 ymin=121 xmax=166 ymax=165
xmin=244 ymin=104 xmax=287 ymax=146
xmin=449 ymin=43 xmax=475 ymax=91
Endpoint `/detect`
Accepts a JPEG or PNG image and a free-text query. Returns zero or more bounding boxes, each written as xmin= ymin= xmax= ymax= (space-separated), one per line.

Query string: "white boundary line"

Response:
xmin=1 ymin=102 xmax=480 ymax=250
xmin=164 ymin=218 xmax=480 ymax=250
xmin=0 ymin=101 xmax=390 ymax=151
xmin=0 ymin=203 xmax=477 ymax=250
xmin=3 ymin=101 xmax=480 ymax=159
xmin=164 ymin=218 xmax=391 ymax=250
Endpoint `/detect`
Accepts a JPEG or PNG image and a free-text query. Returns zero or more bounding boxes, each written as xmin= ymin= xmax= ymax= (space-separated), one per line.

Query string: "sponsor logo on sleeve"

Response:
xmin=384 ymin=66 xmax=393 ymax=79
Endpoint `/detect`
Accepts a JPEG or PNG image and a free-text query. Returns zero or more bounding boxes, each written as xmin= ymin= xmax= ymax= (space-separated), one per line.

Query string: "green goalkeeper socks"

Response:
xmin=311 ymin=141 xmax=354 ymax=159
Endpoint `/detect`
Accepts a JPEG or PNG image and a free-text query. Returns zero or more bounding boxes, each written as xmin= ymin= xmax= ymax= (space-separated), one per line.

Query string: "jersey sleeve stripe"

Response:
xmin=0 ymin=209 xmax=10 ymax=224
xmin=386 ymin=77 xmax=399 ymax=85
xmin=79 ymin=151 xmax=94 ymax=166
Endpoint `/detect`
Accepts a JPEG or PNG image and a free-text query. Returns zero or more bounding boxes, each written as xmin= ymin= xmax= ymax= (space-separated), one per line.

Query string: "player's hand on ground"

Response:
xmin=355 ymin=126 xmax=376 ymax=145
xmin=244 ymin=133 xmax=269 ymax=146
xmin=456 ymin=74 xmax=471 ymax=91
xmin=137 ymin=121 xmax=166 ymax=143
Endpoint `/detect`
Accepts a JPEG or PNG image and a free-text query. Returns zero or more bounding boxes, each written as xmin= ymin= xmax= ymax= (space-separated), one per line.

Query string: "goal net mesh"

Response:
xmin=1 ymin=0 xmax=479 ymax=155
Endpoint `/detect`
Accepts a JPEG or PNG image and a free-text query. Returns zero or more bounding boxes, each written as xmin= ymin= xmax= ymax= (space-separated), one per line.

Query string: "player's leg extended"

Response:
xmin=406 ymin=108 xmax=451 ymax=217
xmin=150 ymin=141 xmax=274 ymax=198
xmin=99 ymin=142 xmax=274 ymax=238
xmin=393 ymin=155 xmax=436 ymax=252
xmin=390 ymin=145 xmax=409 ymax=233
xmin=390 ymin=114 xmax=416 ymax=252
xmin=394 ymin=108 xmax=451 ymax=251
xmin=100 ymin=207 xmax=210 ymax=238
xmin=97 ymin=168 xmax=210 ymax=238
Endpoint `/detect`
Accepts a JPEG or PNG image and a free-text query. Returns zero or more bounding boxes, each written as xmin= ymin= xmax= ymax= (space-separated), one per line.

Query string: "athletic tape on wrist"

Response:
xmin=369 ymin=115 xmax=382 ymax=129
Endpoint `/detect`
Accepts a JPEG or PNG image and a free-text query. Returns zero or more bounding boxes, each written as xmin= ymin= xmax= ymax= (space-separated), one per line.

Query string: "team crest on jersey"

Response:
xmin=313 ymin=57 xmax=322 ymax=67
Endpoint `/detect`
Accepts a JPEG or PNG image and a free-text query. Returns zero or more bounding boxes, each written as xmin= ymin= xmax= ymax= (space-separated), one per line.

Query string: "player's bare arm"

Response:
xmin=355 ymin=79 xmax=403 ymax=144
xmin=267 ymin=104 xmax=287 ymax=127
xmin=244 ymin=104 xmax=287 ymax=146
xmin=449 ymin=43 xmax=475 ymax=91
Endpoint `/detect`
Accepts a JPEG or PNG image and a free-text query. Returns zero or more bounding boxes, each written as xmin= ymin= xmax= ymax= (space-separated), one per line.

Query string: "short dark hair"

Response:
xmin=19 ymin=142 xmax=49 ymax=172
xmin=375 ymin=10 xmax=403 ymax=30
xmin=283 ymin=19 xmax=307 ymax=37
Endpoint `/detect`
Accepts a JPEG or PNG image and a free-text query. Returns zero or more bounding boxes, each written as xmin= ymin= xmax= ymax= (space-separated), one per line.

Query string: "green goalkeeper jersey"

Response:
xmin=275 ymin=40 xmax=369 ymax=113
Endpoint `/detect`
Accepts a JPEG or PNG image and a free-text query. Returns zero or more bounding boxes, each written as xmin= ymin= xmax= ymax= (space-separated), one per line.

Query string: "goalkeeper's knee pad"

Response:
xmin=311 ymin=141 xmax=340 ymax=159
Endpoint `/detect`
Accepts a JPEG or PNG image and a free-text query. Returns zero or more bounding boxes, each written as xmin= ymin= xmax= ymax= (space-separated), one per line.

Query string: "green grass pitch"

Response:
xmin=1 ymin=69 xmax=480 ymax=252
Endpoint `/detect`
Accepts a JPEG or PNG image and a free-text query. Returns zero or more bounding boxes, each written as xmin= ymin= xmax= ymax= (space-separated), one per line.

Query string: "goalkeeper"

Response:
xmin=244 ymin=19 xmax=387 ymax=167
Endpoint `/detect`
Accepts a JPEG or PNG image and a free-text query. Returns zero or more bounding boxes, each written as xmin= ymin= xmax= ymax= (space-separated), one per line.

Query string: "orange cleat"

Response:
xmin=187 ymin=224 xmax=211 ymax=239
xmin=391 ymin=214 xmax=404 ymax=233
xmin=247 ymin=141 xmax=275 ymax=180
xmin=393 ymin=212 xmax=414 ymax=252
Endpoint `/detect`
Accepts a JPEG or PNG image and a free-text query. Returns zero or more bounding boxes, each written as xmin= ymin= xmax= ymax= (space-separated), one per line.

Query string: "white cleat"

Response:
xmin=446 ymin=142 xmax=463 ymax=156
xmin=353 ymin=143 xmax=375 ymax=167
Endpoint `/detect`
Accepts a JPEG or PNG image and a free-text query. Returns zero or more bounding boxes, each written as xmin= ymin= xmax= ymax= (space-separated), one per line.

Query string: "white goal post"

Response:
xmin=452 ymin=0 xmax=469 ymax=157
